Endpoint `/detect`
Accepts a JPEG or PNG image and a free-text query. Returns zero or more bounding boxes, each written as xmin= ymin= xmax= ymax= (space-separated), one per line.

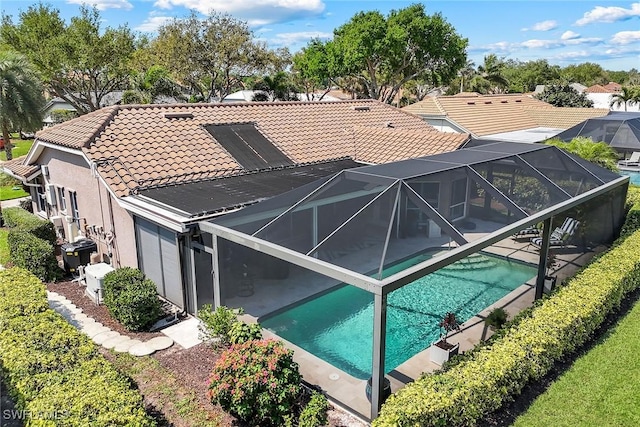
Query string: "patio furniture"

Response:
xmin=619 ymin=151 xmax=640 ymax=167
xmin=531 ymin=217 xmax=580 ymax=248
xmin=512 ymin=224 xmax=540 ymax=240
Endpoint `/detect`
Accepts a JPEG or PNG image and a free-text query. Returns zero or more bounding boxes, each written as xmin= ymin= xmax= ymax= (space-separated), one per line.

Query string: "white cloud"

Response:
xmin=575 ymin=2 xmax=640 ymax=26
xmin=552 ymin=51 xmax=591 ymax=61
xmin=153 ymin=0 xmax=325 ymax=26
xmin=67 ymin=0 xmax=133 ymax=10
xmin=525 ymin=20 xmax=557 ymax=31
xmin=564 ymin=37 xmax=603 ymax=46
xmin=521 ymin=39 xmax=559 ymax=49
xmin=520 ymin=36 xmax=602 ymax=49
xmin=135 ymin=16 xmax=174 ymax=32
xmin=611 ymin=30 xmax=640 ymax=44
xmin=468 ymin=41 xmax=514 ymax=53
xmin=561 ymin=30 xmax=580 ymax=40
xmin=264 ymin=31 xmax=332 ymax=47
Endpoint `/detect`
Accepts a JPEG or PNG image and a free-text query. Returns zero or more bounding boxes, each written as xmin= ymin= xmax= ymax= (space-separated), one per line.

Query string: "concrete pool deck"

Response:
xmin=255 ymin=236 xmax=607 ymax=422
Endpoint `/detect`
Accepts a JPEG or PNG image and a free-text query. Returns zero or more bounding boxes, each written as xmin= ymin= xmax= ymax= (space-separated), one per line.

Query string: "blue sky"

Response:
xmin=2 ymin=1 xmax=640 ymax=71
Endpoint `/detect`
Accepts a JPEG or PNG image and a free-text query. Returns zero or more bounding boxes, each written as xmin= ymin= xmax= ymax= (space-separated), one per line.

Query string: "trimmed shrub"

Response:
xmin=198 ymin=304 xmax=242 ymax=346
xmin=102 ymin=267 xmax=162 ymax=331
xmin=7 ymin=229 xmax=62 ymax=282
xmin=228 ymin=320 xmax=262 ymax=344
xmin=374 ymin=196 xmax=640 ymax=427
xmin=208 ymin=339 xmax=302 ymax=426
xmin=299 ymin=391 xmax=329 ymax=427
xmin=2 ymin=206 xmax=56 ymax=244
xmin=0 ymin=267 xmax=156 ymax=426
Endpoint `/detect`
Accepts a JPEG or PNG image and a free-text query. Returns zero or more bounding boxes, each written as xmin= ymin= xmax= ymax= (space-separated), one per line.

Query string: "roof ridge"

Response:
xmin=115 ymin=99 xmax=381 ymax=112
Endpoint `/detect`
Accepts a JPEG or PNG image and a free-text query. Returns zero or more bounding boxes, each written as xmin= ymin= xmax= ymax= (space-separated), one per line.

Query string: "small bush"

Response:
xmin=7 ymin=229 xmax=62 ymax=282
xmin=299 ymin=391 xmax=329 ymax=427
xmin=228 ymin=321 xmax=262 ymax=344
xmin=0 ymin=267 xmax=155 ymax=426
xmin=102 ymin=267 xmax=162 ymax=331
xmin=485 ymin=307 xmax=508 ymax=330
xmin=198 ymin=304 xmax=242 ymax=346
xmin=2 ymin=206 xmax=56 ymax=244
xmin=19 ymin=197 xmax=33 ymax=213
xmin=208 ymin=339 xmax=302 ymax=426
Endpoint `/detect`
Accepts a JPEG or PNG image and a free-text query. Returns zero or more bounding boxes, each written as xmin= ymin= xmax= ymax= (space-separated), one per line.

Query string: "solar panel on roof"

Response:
xmin=205 ymin=123 xmax=293 ymax=170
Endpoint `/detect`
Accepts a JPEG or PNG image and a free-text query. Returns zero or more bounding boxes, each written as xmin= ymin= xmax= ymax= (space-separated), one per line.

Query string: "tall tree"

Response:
xmin=503 ymin=59 xmax=561 ymax=93
xmin=122 ymin=65 xmax=184 ymax=104
xmin=560 ymin=62 xmax=607 ymax=87
xmin=474 ymin=54 xmax=509 ymax=94
xmin=296 ymin=4 xmax=467 ymax=104
xmin=610 ymin=86 xmax=640 ymax=112
xmin=1 ymin=4 xmax=136 ymax=114
xmin=535 ymin=84 xmax=594 ymax=107
xmin=0 ymin=50 xmax=45 ymax=160
xmin=292 ymin=39 xmax=333 ymax=101
xmin=251 ymin=72 xmax=299 ymax=102
xmin=152 ymin=11 xmax=272 ymax=102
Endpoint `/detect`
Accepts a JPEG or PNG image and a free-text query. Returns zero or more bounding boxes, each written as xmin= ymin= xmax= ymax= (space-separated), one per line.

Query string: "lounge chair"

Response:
xmin=619 ymin=152 xmax=640 ymax=167
xmin=512 ymin=224 xmax=541 ymax=239
xmin=531 ymin=217 xmax=579 ymax=248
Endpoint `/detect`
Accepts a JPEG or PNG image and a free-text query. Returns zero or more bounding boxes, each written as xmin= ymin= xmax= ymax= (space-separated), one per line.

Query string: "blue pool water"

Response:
xmin=261 ymin=253 xmax=537 ymax=379
xmin=619 ymin=170 xmax=640 ymax=185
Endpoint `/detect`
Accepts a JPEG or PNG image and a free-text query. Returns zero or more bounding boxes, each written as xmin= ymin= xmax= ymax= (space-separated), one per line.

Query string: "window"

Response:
xmin=35 ymin=181 xmax=46 ymax=213
xmin=69 ymin=191 xmax=80 ymax=226
xmin=57 ymin=187 xmax=66 ymax=212
xmin=449 ymin=178 xmax=467 ymax=220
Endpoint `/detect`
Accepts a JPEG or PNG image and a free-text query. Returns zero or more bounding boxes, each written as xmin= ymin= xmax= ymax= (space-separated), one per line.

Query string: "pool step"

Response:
xmin=444 ymin=254 xmax=497 ymax=271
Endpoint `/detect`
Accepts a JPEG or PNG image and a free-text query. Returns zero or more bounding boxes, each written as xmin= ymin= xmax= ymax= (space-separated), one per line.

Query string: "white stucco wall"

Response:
xmin=34 ymin=147 xmax=138 ymax=268
xmin=587 ymin=93 xmax=640 ymax=112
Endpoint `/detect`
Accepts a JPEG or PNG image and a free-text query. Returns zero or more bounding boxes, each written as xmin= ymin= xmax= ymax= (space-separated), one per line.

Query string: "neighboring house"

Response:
xmin=402 ymin=93 xmax=610 ymax=143
xmin=534 ymin=83 xmax=587 ymax=95
xmin=585 ymin=84 xmax=640 ymax=112
xmin=222 ymin=90 xmax=343 ymax=102
xmin=4 ymin=100 xmax=468 ymax=314
xmin=42 ymin=91 xmax=125 ymax=127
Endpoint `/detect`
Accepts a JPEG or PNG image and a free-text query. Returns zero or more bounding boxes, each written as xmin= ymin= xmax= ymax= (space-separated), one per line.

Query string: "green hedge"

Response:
xmin=2 ymin=207 xmax=56 ymax=244
xmin=103 ymin=267 xmax=162 ymax=331
xmin=374 ymin=196 xmax=640 ymax=426
xmin=0 ymin=268 xmax=156 ymax=426
xmin=7 ymin=229 xmax=61 ymax=282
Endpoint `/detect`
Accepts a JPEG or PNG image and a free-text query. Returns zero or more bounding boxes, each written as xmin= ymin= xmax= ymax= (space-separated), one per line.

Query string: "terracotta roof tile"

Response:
xmin=523 ymin=107 xmax=609 ymax=129
xmin=353 ymin=127 xmax=468 ymax=164
xmin=585 ymin=84 xmax=611 ymax=93
xmin=34 ymin=100 xmax=455 ymax=197
xmin=403 ymin=94 xmax=610 ymax=137
xmin=2 ymin=156 xmax=40 ymax=178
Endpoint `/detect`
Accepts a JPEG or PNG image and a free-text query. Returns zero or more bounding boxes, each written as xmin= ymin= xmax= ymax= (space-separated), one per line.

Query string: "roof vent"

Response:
xmin=484 ymin=101 xmax=492 ymax=104
xmin=164 ymin=112 xmax=194 ymax=119
xmin=500 ymin=100 xmax=508 ymax=103
xmin=515 ymin=99 xmax=522 ymax=103
xmin=353 ymin=106 xmax=370 ymax=111
xmin=467 ymin=101 xmax=475 ymax=105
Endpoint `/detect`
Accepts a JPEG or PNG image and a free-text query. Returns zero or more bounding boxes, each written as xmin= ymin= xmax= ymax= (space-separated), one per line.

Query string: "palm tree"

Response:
xmin=122 ymin=65 xmax=185 ymax=104
xmin=457 ymin=60 xmax=476 ymax=93
xmin=476 ymin=54 xmax=509 ymax=94
xmin=545 ymin=137 xmax=619 ymax=171
xmin=0 ymin=50 xmax=45 ymax=160
xmin=610 ymin=86 xmax=638 ymax=112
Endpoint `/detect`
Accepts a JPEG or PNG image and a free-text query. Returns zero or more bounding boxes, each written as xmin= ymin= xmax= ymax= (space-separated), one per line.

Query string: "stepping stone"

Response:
xmin=82 ymin=325 xmax=110 ymax=338
xmin=68 ymin=306 xmax=83 ymax=314
xmin=102 ymin=335 xmax=131 ymax=350
xmin=128 ymin=342 xmax=155 ymax=357
xmin=114 ymin=339 xmax=142 ymax=353
xmin=59 ymin=298 xmax=72 ymax=305
xmin=146 ymin=336 xmax=174 ymax=351
xmin=92 ymin=330 xmax=119 ymax=345
xmin=74 ymin=313 xmax=90 ymax=322
xmin=47 ymin=291 xmax=60 ymax=298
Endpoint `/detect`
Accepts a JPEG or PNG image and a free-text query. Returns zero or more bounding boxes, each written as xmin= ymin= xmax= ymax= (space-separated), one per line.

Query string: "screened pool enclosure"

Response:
xmin=198 ymin=141 xmax=628 ymax=419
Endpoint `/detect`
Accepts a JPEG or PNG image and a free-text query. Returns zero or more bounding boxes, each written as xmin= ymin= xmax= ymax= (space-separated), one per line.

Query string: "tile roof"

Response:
xmin=403 ymin=93 xmax=609 ymax=136
xmin=585 ymin=84 xmax=611 ymax=93
xmin=2 ymin=156 xmax=40 ymax=179
xmin=603 ymin=82 xmax=622 ymax=92
xmin=352 ymin=126 xmax=468 ymax=164
xmin=32 ymin=100 xmax=457 ymax=197
xmin=523 ymin=107 xmax=610 ymax=129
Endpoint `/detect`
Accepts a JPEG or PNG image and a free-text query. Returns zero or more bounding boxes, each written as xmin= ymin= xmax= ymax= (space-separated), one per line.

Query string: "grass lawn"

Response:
xmin=0 ymin=135 xmax=34 ymax=161
xmin=513 ymin=298 xmax=640 ymax=427
xmin=0 ymin=185 xmax=28 ymax=200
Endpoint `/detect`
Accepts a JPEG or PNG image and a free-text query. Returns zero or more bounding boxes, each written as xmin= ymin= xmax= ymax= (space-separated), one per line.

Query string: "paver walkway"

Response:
xmin=47 ymin=291 xmax=174 ymax=356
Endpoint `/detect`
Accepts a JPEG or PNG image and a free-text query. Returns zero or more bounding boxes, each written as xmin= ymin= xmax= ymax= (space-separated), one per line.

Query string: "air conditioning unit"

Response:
xmin=45 ymin=184 xmax=56 ymax=205
xmin=64 ymin=215 xmax=80 ymax=242
xmin=84 ymin=262 xmax=115 ymax=304
xmin=50 ymin=215 xmax=63 ymax=228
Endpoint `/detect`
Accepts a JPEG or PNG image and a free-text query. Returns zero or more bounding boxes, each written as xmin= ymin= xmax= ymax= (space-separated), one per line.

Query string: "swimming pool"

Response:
xmin=261 ymin=253 xmax=537 ymax=379
xmin=619 ymin=170 xmax=640 ymax=185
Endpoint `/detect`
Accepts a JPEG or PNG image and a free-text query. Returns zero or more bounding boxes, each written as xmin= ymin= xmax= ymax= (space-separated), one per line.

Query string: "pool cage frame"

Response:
xmin=198 ymin=142 xmax=629 ymax=420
